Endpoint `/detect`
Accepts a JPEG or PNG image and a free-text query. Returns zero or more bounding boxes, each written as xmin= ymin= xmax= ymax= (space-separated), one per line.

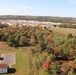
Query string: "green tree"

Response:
xmin=46 ymin=43 xmax=53 ymax=54
xmin=19 ymin=36 xmax=27 ymax=46
xmin=51 ymin=62 xmax=60 ymax=75
xmin=67 ymin=33 xmax=73 ymax=39
xmin=47 ymin=54 xmax=56 ymax=62
xmin=40 ymin=69 xmax=49 ymax=75
xmin=33 ymin=54 xmax=41 ymax=69
xmin=35 ymin=44 xmax=43 ymax=53
xmin=34 ymin=68 xmax=39 ymax=75
xmin=7 ymin=35 xmax=15 ymax=47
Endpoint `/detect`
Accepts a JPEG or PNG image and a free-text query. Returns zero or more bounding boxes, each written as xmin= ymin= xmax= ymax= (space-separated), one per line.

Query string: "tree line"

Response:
xmin=59 ymin=23 xmax=76 ymax=29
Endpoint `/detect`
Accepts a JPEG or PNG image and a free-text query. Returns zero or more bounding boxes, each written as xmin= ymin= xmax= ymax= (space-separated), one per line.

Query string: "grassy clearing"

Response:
xmin=0 ymin=46 xmax=34 ymax=75
xmin=50 ymin=27 xmax=76 ymax=36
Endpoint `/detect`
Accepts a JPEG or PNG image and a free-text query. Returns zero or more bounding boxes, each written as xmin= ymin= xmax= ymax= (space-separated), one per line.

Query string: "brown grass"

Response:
xmin=0 ymin=42 xmax=17 ymax=51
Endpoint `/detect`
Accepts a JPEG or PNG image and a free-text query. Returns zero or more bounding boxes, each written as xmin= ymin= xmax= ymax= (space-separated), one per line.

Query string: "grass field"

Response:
xmin=0 ymin=42 xmax=34 ymax=75
xmin=50 ymin=27 xmax=76 ymax=36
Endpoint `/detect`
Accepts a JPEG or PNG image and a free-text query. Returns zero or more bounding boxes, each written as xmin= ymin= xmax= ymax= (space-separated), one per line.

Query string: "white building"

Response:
xmin=0 ymin=64 xmax=8 ymax=73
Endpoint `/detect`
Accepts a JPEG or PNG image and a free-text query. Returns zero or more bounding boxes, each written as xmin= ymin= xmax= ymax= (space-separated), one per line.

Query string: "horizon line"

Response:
xmin=0 ymin=15 xmax=76 ymax=18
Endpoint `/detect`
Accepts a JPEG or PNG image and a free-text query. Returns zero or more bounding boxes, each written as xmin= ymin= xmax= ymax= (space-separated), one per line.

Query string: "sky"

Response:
xmin=0 ymin=0 xmax=76 ymax=17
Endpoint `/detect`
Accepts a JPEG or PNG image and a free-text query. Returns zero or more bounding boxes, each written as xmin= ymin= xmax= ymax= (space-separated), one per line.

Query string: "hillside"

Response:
xmin=0 ymin=15 xmax=76 ymax=23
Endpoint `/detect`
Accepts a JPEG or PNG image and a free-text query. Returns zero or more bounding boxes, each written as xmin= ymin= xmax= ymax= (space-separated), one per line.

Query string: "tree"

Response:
xmin=14 ymin=34 xmax=21 ymax=46
xmin=67 ymin=33 xmax=73 ymax=39
xmin=37 ymin=32 xmax=44 ymax=41
xmin=62 ymin=48 xmax=69 ymax=59
xmin=29 ymin=35 xmax=37 ymax=46
xmin=33 ymin=54 xmax=41 ymax=69
xmin=34 ymin=68 xmax=39 ymax=75
xmin=61 ymin=63 xmax=71 ymax=74
xmin=1 ymin=35 xmax=8 ymax=41
xmin=47 ymin=54 xmax=56 ymax=62
xmin=68 ymin=68 xmax=74 ymax=75
xmin=19 ymin=36 xmax=27 ymax=46
xmin=41 ymin=60 xmax=49 ymax=69
xmin=7 ymin=35 xmax=15 ymax=47
xmin=68 ymin=48 xmax=75 ymax=59
xmin=51 ymin=62 xmax=60 ymax=75
xmin=46 ymin=43 xmax=53 ymax=54
xmin=35 ymin=44 xmax=43 ymax=53
xmin=40 ymin=69 xmax=49 ymax=75
xmin=74 ymin=56 xmax=76 ymax=64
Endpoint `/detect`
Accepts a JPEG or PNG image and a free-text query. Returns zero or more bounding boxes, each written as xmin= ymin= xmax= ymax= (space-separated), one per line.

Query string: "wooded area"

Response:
xmin=0 ymin=26 xmax=76 ymax=75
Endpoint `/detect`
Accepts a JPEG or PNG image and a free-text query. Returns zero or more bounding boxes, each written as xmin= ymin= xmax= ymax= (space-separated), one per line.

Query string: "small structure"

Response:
xmin=0 ymin=64 xmax=8 ymax=73
xmin=0 ymin=53 xmax=16 ymax=74
xmin=1 ymin=53 xmax=16 ymax=68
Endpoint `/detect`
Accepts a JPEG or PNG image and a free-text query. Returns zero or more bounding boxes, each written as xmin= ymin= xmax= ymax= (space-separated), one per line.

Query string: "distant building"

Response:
xmin=0 ymin=64 xmax=8 ymax=73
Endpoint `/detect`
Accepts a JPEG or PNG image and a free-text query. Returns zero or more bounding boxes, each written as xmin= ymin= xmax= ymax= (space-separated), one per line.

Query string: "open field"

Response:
xmin=0 ymin=42 xmax=34 ymax=75
xmin=50 ymin=27 xmax=76 ymax=36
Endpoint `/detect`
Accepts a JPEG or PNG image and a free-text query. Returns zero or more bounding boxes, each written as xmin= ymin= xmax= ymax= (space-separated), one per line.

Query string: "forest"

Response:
xmin=0 ymin=26 xmax=76 ymax=75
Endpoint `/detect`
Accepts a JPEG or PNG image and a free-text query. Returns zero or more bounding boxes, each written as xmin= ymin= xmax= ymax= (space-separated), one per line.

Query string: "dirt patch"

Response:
xmin=0 ymin=42 xmax=16 ymax=50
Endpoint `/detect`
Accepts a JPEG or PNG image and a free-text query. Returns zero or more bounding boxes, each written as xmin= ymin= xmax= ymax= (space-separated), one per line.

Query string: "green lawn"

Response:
xmin=0 ymin=47 xmax=34 ymax=75
xmin=50 ymin=27 xmax=76 ymax=36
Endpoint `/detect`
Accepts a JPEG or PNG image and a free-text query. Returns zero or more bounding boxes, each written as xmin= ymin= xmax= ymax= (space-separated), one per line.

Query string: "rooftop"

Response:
xmin=0 ymin=64 xmax=8 ymax=68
